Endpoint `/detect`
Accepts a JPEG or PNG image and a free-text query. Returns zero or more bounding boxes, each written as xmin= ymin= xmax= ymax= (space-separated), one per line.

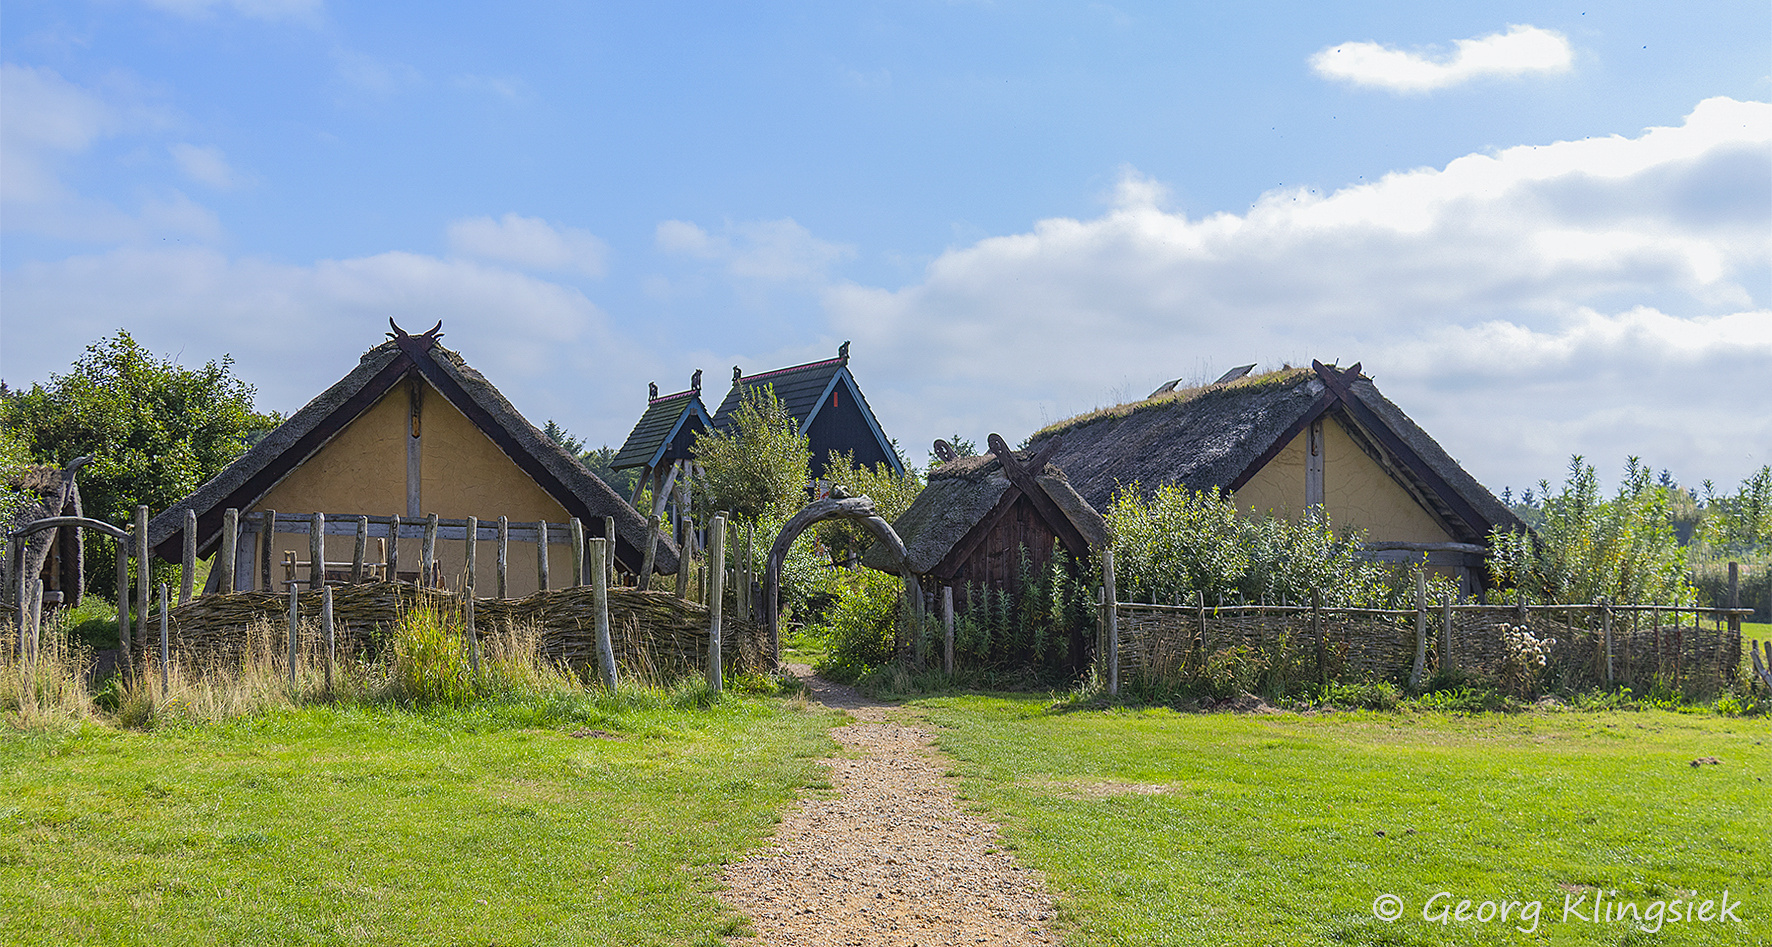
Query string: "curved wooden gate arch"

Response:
xmin=762 ymin=494 xmax=910 ymax=665
xmin=8 ymin=514 xmax=134 ymax=663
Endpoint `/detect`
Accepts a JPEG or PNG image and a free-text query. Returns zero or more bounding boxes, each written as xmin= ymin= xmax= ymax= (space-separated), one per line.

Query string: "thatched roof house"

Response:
xmin=710 ymin=342 xmax=902 ymax=478
xmin=3 ymin=461 xmax=86 ymax=610
xmin=146 ymin=322 xmax=677 ymax=594
xmin=862 ymin=440 xmax=1109 ymax=593
xmin=1027 ymin=361 xmax=1522 ymax=590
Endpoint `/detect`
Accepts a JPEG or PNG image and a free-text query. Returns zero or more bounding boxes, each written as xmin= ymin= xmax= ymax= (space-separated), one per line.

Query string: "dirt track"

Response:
xmin=720 ymin=666 xmax=1056 ymax=946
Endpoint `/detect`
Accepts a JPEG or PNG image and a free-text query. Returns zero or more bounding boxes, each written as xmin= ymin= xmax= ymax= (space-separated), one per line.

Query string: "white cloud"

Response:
xmin=822 ymin=97 xmax=1772 ymax=491
xmin=1311 ymin=25 xmax=1572 ymax=93
xmin=333 ymin=48 xmax=421 ymax=99
xmin=0 ymin=247 xmax=653 ymax=442
xmin=656 ymin=217 xmax=855 ymax=283
xmin=169 ymin=142 xmax=246 ymax=190
xmin=447 ymin=213 xmax=607 ymax=277
xmin=139 ymin=0 xmax=322 ymax=23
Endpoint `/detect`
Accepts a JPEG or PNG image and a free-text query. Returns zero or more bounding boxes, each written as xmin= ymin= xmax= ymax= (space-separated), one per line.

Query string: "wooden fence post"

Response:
xmin=422 ymin=513 xmax=438 ymax=587
xmin=676 ymin=515 xmax=693 ymax=601
xmin=29 ymin=579 xmax=42 ymax=663
xmin=496 ymin=515 xmax=509 ymax=598
xmin=1727 ymin=562 xmax=1741 ymax=634
xmin=352 ymin=516 xmax=368 ymax=584
xmin=464 ymin=516 xmax=477 ymax=592
xmin=536 ymin=520 xmax=550 ymax=592
xmin=135 ymin=505 xmax=149 ymax=661
xmin=219 ymin=508 xmax=239 ymax=594
xmin=11 ymin=542 xmax=26 ymax=662
xmin=464 ymin=586 xmax=479 ymax=677
xmin=589 ymin=538 xmax=617 ymax=690
xmin=286 ymin=584 xmax=299 ymax=689
xmin=942 ymin=586 xmax=955 ymax=675
xmin=159 ymin=583 xmax=170 ymax=693
xmin=1103 ymin=547 xmax=1119 ymax=697
xmin=570 ymin=518 xmax=586 ymax=587
xmin=386 ymin=514 xmax=400 ymax=583
xmin=1410 ymin=568 xmax=1428 ymax=690
xmin=708 ymin=514 xmax=726 ymax=693
xmin=181 ymin=509 xmax=197 ymax=605
xmin=261 ymin=509 xmax=277 ymax=592
xmin=310 ymin=512 xmax=326 ymax=593
xmin=322 ymin=585 xmax=335 ymax=694
xmin=639 ymin=515 xmax=659 ymax=591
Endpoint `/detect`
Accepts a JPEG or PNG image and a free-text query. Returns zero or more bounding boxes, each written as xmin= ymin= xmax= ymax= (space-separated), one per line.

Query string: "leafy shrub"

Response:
xmin=1411 ymin=687 xmax=1510 ymax=714
xmin=389 ymin=605 xmax=476 ymax=707
xmin=1307 ymin=679 xmax=1401 ymax=711
xmin=812 ymin=569 xmax=904 ymax=683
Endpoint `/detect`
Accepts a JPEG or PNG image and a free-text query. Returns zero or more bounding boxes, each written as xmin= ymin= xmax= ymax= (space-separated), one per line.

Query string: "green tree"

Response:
xmin=1487 ymin=456 xmax=1693 ymax=606
xmin=1 ymin=331 xmax=282 ymax=594
xmin=693 ymin=384 xmax=810 ymax=525
xmin=1699 ymin=465 xmax=1772 ymax=554
xmin=815 ymin=450 xmax=924 ymax=564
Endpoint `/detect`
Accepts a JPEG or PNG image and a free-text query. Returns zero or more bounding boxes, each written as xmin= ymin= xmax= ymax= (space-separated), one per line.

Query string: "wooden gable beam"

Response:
xmin=987 ymin=434 xmax=1093 ymax=560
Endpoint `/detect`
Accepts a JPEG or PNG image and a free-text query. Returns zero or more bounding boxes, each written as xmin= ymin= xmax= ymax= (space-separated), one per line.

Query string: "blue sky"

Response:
xmin=3 ymin=1 xmax=1769 ymax=496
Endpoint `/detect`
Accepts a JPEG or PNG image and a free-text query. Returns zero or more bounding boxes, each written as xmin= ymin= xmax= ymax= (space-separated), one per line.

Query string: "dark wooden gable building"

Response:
xmin=711 ymin=342 xmax=903 ymax=478
xmin=609 ymin=373 xmax=714 ymax=512
xmin=862 ymin=435 xmax=1109 ymax=596
xmin=1026 ymin=360 xmax=1523 ymax=592
xmin=146 ymin=322 xmax=677 ymax=593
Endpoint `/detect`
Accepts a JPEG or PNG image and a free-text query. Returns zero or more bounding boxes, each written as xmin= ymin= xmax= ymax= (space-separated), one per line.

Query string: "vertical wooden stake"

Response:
xmin=536 ymin=520 xmax=550 ymax=592
xmin=464 ymin=516 xmax=478 ymax=592
xmin=219 ymin=508 xmax=239 ymax=594
xmin=1310 ymin=588 xmax=1324 ymax=683
xmin=942 ymin=586 xmax=955 ymax=675
xmin=158 ymin=583 xmax=170 ymax=694
xmin=638 ymin=515 xmax=659 ymax=591
xmin=708 ymin=514 xmax=725 ymax=693
xmin=590 ymin=538 xmax=618 ymax=690
xmin=569 ymin=518 xmax=585 ymax=587
xmin=387 ymin=514 xmax=401 ymax=583
xmin=1102 ymin=547 xmax=1118 ymax=697
xmin=422 ymin=512 xmax=438 ymax=587
xmin=135 ymin=505 xmax=149 ymax=661
xmin=181 ymin=509 xmax=197 ymax=604
xmin=465 ymin=587 xmax=480 ymax=677
xmin=322 ymin=585 xmax=335 ymax=694
xmin=603 ymin=516 xmax=616 ymax=585
xmin=30 ymin=578 xmax=44 ymax=662
xmin=261 ymin=509 xmax=277 ymax=592
xmin=496 ymin=516 xmax=509 ymax=599
xmin=352 ymin=516 xmax=368 ymax=584
xmin=1727 ymin=561 xmax=1741 ymax=634
xmin=675 ymin=515 xmax=693 ymax=600
xmin=1410 ymin=567 xmax=1427 ymax=690
xmin=286 ymin=583 xmax=299 ymax=689
xmin=310 ymin=511 xmax=326 ymax=593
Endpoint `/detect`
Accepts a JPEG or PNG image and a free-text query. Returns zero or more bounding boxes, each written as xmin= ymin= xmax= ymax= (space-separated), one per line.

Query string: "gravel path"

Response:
xmin=720 ymin=665 xmax=1056 ymax=946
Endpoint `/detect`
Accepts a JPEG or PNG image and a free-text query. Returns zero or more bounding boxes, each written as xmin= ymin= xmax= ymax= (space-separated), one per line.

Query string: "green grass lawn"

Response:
xmin=0 ymin=693 xmax=839 ymax=946
xmin=916 ymin=696 xmax=1770 ymax=946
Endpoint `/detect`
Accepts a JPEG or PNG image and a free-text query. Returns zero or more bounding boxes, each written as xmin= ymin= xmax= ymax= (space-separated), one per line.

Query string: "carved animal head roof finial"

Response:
xmin=733 ymin=365 xmax=743 ymax=383
xmin=933 ymin=439 xmax=958 ymax=463
xmin=648 ymin=381 xmax=658 ymax=400
xmin=691 ymin=369 xmax=702 ymax=392
xmin=839 ymin=340 xmax=850 ymax=359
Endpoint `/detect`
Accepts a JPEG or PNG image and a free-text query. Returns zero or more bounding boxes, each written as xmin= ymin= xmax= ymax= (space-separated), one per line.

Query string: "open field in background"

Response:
xmin=0 ymin=694 xmax=840 ymax=947
xmin=916 ymin=695 xmax=1771 ymax=946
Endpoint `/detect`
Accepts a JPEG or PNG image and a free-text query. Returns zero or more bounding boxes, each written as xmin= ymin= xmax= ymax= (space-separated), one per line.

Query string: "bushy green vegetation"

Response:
xmin=917 ymin=693 xmax=1772 ymax=947
xmin=1489 ymin=457 xmax=1694 ymax=607
xmin=1 ymin=331 xmax=281 ymax=596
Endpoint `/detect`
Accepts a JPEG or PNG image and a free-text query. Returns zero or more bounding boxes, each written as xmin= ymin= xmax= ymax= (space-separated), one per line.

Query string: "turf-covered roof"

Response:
xmin=609 ymin=386 xmax=711 ymax=472
xmin=1025 ymin=361 xmax=1521 ymax=545
xmin=860 ymin=450 xmax=1110 ymax=576
xmin=144 ymin=321 xmax=679 ymax=575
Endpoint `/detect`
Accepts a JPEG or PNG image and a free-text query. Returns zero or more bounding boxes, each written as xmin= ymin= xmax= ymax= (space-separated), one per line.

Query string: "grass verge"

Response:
xmin=0 ymin=691 xmax=839 ymax=946
xmin=915 ymin=694 xmax=1770 ymax=946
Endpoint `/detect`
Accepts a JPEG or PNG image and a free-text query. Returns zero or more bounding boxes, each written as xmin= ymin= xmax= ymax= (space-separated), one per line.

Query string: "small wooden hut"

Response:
xmin=861 ymin=439 xmax=1109 ymax=597
xmin=146 ymin=321 xmax=678 ymax=594
xmin=608 ymin=373 xmax=713 ymax=515
xmin=1027 ymin=360 xmax=1523 ymax=592
xmin=3 ymin=461 xmax=86 ymax=611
